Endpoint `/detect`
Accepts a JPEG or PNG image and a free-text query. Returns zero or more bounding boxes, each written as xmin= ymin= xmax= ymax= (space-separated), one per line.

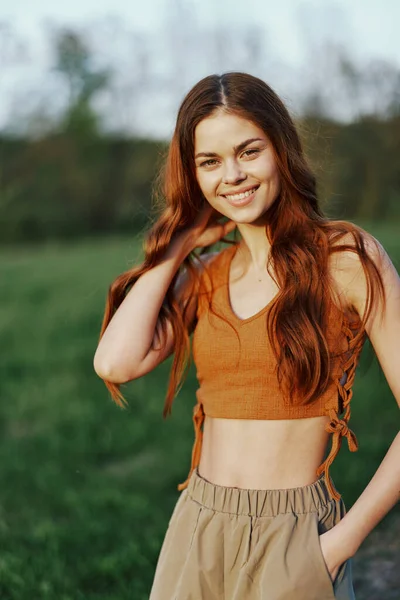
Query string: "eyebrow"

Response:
xmin=194 ymin=137 xmax=264 ymax=159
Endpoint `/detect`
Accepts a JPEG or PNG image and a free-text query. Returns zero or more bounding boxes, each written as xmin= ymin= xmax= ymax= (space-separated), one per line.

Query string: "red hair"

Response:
xmin=98 ymin=72 xmax=386 ymax=412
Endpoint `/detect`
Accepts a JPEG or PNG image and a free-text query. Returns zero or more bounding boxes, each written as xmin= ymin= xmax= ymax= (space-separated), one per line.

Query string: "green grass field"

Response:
xmin=0 ymin=225 xmax=399 ymax=599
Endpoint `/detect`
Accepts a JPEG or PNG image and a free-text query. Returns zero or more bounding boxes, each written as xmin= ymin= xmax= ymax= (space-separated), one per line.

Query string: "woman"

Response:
xmin=94 ymin=73 xmax=400 ymax=599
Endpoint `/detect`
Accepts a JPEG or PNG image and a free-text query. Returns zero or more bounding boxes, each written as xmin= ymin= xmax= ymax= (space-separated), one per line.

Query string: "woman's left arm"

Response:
xmin=322 ymin=235 xmax=400 ymax=576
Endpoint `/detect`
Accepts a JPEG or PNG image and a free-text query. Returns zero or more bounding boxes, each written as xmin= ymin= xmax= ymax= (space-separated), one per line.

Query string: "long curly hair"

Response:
xmin=98 ymin=72 xmax=386 ymax=413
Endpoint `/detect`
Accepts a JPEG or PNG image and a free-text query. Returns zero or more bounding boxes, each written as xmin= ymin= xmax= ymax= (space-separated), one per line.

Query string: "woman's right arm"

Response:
xmin=93 ymin=206 xmax=236 ymax=384
xmin=93 ymin=233 xmax=195 ymax=383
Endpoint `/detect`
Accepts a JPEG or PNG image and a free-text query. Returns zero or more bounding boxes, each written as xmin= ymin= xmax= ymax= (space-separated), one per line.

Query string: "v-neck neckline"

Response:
xmin=223 ymin=244 xmax=280 ymax=326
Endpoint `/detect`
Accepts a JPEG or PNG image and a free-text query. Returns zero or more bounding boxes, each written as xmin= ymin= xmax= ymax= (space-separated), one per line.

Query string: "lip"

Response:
xmin=221 ymin=184 xmax=260 ymax=196
xmin=222 ymin=185 xmax=259 ymax=207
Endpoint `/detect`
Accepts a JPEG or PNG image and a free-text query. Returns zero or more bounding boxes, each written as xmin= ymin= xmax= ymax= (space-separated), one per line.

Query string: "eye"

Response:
xmin=241 ymin=148 xmax=260 ymax=158
xmin=199 ymin=159 xmax=219 ymax=167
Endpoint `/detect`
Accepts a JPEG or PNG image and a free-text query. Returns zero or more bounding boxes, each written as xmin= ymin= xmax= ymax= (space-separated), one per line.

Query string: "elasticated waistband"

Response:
xmin=186 ymin=467 xmax=337 ymax=517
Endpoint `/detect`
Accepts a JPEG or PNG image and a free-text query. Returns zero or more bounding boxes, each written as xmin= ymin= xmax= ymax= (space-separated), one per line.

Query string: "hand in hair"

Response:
xmin=185 ymin=204 xmax=236 ymax=251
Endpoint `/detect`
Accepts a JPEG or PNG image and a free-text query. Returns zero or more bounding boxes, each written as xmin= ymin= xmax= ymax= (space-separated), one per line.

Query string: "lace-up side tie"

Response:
xmin=317 ymin=318 xmax=366 ymax=500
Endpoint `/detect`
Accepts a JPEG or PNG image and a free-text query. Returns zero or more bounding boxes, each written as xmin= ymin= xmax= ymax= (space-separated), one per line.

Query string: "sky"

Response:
xmin=1 ymin=0 xmax=399 ymax=137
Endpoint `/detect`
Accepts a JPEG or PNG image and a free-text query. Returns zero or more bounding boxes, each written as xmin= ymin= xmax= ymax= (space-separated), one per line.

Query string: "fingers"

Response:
xmin=223 ymin=220 xmax=237 ymax=235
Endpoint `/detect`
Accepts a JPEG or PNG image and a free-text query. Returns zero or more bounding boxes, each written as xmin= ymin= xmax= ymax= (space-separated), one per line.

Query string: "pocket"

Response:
xmin=308 ymin=512 xmax=337 ymax=598
xmin=313 ymin=507 xmax=350 ymax=591
xmin=155 ymin=493 xmax=202 ymax=577
xmin=187 ymin=504 xmax=203 ymax=553
xmin=167 ymin=489 xmax=188 ymax=530
xmin=168 ymin=492 xmax=203 ymax=556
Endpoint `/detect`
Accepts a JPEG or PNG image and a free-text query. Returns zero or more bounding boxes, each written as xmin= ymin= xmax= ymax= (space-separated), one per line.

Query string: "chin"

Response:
xmin=230 ymin=206 xmax=270 ymax=225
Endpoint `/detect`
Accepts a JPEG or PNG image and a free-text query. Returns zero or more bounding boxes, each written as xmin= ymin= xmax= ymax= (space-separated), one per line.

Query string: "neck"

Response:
xmin=236 ymin=222 xmax=272 ymax=270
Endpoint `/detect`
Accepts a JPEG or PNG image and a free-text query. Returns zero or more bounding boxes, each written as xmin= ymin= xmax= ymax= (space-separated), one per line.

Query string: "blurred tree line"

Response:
xmin=0 ymin=25 xmax=399 ymax=244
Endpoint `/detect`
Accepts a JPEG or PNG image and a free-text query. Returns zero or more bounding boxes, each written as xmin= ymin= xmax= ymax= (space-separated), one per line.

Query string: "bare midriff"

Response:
xmin=198 ymin=414 xmax=331 ymax=490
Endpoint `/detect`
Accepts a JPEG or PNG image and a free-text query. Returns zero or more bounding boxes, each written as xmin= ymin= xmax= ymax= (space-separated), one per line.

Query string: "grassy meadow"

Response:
xmin=0 ymin=224 xmax=399 ymax=599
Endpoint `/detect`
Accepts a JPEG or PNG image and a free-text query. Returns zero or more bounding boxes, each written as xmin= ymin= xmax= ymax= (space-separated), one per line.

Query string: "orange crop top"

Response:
xmin=177 ymin=243 xmax=366 ymax=500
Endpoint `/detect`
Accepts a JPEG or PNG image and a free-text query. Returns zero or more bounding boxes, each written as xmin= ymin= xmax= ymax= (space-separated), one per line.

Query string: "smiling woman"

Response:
xmin=194 ymin=120 xmax=280 ymax=217
xmin=94 ymin=72 xmax=400 ymax=600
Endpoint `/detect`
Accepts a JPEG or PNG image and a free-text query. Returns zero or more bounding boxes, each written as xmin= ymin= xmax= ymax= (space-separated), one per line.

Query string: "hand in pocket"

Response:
xmin=319 ymin=527 xmax=349 ymax=583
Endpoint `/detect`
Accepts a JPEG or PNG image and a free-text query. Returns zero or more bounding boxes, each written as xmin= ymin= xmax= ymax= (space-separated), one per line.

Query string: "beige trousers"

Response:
xmin=150 ymin=468 xmax=355 ymax=600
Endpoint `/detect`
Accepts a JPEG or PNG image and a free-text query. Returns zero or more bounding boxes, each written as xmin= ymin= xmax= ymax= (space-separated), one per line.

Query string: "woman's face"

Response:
xmin=194 ymin=110 xmax=281 ymax=224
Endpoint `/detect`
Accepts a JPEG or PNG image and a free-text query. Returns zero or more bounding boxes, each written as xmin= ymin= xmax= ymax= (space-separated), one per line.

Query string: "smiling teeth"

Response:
xmin=225 ymin=187 xmax=257 ymax=201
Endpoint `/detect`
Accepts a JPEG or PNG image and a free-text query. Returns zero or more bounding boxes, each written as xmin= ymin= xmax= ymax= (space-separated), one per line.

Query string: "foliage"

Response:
xmin=53 ymin=29 xmax=111 ymax=137
xmin=0 ymin=135 xmax=166 ymax=242
xmin=1 ymin=114 xmax=400 ymax=244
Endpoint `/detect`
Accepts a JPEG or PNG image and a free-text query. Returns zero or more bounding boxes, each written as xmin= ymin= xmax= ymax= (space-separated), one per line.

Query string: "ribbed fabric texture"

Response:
xmin=178 ymin=244 xmax=366 ymax=500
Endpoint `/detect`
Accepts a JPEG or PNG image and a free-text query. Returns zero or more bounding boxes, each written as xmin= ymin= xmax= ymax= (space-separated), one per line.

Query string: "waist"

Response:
xmin=198 ymin=414 xmax=331 ymax=489
xmin=188 ymin=467 xmax=338 ymax=516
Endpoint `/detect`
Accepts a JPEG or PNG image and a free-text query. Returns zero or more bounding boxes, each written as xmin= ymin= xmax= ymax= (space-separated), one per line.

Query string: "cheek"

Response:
xmin=253 ymin=156 xmax=278 ymax=179
xmin=197 ymin=172 xmax=219 ymax=199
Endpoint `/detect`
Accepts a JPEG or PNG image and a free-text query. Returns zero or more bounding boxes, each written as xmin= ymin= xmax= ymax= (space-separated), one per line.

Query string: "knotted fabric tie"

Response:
xmin=316 ymin=408 xmax=359 ymax=500
xmin=326 ymin=417 xmax=358 ymax=452
xmin=177 ymin=402 xmax=205 ymax=491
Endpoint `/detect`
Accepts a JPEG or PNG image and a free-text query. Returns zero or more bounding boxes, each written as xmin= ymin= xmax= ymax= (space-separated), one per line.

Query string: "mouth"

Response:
xmin=221 ymin=185 xmax=259 ymax=207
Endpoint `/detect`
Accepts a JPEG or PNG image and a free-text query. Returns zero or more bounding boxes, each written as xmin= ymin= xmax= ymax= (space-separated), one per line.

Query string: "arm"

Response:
xmin=93 ymin=205 xmax=236 ymax=383
xmin=321 ymin=235 xmax=400 ymax=576
xmin=93 ymin=232 xmax=195 ymax=383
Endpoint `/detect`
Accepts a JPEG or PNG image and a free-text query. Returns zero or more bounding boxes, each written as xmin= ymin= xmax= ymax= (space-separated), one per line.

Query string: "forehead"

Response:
xmin=194 ymin=111 xmax=266 ymax=152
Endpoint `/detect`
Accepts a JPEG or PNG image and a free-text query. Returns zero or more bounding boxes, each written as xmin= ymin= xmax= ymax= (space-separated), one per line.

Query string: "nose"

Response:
xmin=222 ymin=159 xmax=246 ymax=185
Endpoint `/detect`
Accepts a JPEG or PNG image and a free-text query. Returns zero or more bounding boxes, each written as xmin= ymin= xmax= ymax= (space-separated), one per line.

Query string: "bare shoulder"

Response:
xmin=330 ymin=228 xmax=384 ymax=264
xmin=328 ymin=226 xmax=391 ymax=318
